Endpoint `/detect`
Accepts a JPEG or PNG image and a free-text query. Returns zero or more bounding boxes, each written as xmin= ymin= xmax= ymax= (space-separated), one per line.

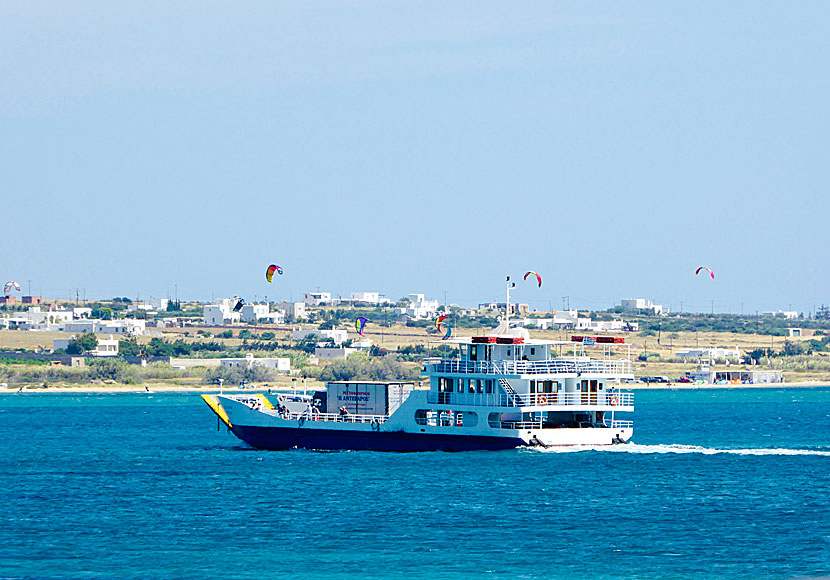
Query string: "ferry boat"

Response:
xmin=202 ymin=279 xmax=634 ymax=451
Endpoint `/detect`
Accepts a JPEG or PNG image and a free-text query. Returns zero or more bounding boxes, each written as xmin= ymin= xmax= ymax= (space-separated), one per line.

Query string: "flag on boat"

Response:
xmin=582 ymin=336 xmax=596 ymax=345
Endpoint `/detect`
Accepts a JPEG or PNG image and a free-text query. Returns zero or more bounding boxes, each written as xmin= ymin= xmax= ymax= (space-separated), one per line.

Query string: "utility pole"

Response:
xmin=562 ymin=296 xmax=570 ymax=310
xmin=680 ymin=301 xmax=683 ymax=313
xmin=27 ymin=280 xmax=31 ymax=296
xmin=710 ymin=300 xmax=714 ymax=315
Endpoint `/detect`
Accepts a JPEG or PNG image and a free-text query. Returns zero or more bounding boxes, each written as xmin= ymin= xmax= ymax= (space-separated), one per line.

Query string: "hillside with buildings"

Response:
xmin=1 ymin=292 xmax=829 ymax=390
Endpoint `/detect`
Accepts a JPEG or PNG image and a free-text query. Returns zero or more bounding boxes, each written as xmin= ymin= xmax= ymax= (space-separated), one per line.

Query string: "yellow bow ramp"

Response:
xmin=201 ymin=394 xmax=233 ymax=428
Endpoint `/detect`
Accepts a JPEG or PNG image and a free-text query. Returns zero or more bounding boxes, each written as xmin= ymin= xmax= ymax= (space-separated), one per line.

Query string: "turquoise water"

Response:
xmin=0 ymin=388 xmax=828 ymax=580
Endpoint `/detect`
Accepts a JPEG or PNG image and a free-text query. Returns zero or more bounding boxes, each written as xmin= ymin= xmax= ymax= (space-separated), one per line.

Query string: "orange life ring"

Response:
xmin=538 ymin=395 xmax=547 ymax=405
xmin=610 ymin=395 xmax=618 ymax=406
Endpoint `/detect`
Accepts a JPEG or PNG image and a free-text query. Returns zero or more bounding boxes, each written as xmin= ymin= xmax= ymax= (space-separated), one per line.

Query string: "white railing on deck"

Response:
xmin=426 ymin=358 xmax=632 ymax=376
xmin=278 ymin=411 xmax=388 ymax=424
xmin=426 ymin=391 xmax=633 ymax=408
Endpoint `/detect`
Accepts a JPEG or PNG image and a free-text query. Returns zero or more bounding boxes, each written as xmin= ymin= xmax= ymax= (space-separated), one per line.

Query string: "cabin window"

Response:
xmin=470 ymin=345 xmax=478 ymax=361
xmin=476 ymin=379 xmax=484 ymax=393
xmin=415 ymin=409 xmax=436 ymax=426
xmin=456 ymin=378 xmax=464 ymax=393
xmin=485 ymin=380 xmax=493 ymax=394
xmin=530 ymin=347 xmax=536 ymax=356
xmin=530 ymin=381 xmax=536 ymax=394
xmin=468 ymin=379 xmax=475 ymax=393
xmin=439 ymin=377 xmax=451 ymax=392
xmin=507 ymin=349 xmax=512 ymax=357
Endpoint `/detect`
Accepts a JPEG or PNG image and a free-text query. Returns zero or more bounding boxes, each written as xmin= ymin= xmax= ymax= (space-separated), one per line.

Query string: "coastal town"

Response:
xmin=2 ymin=287 xmax=827 ymax=391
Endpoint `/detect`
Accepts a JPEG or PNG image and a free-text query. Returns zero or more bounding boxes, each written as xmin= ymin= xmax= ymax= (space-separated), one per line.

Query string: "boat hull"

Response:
xmin=230 ymin=424 xmax=526 ymax=452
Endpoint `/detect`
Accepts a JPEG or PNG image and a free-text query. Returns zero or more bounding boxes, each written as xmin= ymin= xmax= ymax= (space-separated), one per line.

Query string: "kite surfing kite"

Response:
xmin=695 ymin=266 xmax=715 ymax=280
xmin=436 ymin=315 xmax=449 ymax=333
xmin=442 ymin=325 xmax=452 ymax=341
xmin=265 ymin=264 xmax=283 ymax=283
xmin=355 ymin=317 xmax=368 ymax=337
xmin=524 ymin=271 xmax=542 ymax=288
xmin=3 ymin=281 xmax=20 ymax=297
xmin=233 ymin=297 xmax=245 ymax=312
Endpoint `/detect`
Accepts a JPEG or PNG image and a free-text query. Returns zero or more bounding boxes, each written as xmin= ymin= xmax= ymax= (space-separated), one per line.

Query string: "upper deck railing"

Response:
xmin=426 ymin=390 xmax=633 ymax=408
xmin=425 ymin=358 xmax=632 ymax=376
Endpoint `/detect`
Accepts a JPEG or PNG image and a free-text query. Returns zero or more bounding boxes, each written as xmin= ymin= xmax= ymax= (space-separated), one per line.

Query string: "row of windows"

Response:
xmin=530 ymin=380 xmax=560 ymax=394
xmin=438 ymin=377 xmax=495 ymax=394
xmin=415 ymin=409 xmax=479 ymax=428
xmin=465 ymin=345 xmax=539 ymax=361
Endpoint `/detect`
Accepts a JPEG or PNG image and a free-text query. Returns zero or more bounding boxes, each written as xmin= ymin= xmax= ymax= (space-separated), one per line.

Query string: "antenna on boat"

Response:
xmin=505 ymin=276 xmax=515 ymax=330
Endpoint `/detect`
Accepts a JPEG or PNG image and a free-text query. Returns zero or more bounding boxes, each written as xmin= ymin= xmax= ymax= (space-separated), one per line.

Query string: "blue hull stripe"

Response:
xmin=231 ymin=425 xmax=525 ymax=452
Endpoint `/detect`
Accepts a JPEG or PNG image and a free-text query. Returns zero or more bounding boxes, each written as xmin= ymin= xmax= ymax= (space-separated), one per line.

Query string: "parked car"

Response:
xmin=642 ymin=376 xmax=671 ymax=384
xmin=676 ymin=377 xmax=693 ymax=383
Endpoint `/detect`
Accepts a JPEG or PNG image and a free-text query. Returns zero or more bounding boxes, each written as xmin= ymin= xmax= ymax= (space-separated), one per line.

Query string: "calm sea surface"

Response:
xmin=0 ymin=388 xmax=828 ymax=580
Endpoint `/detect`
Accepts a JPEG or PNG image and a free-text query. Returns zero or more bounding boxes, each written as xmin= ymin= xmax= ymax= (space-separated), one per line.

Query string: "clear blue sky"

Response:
xmin=2 ymin=2 xmax=828 ymax=314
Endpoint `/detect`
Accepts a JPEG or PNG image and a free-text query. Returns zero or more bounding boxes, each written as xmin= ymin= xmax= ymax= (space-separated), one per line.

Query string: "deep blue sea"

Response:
xmin=0 ymin=388 xmax=828 ymax=580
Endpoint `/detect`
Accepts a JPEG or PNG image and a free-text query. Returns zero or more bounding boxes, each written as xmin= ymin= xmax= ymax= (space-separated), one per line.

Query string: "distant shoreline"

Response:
xmin=1 ymin=381 xmax=828 ymax=394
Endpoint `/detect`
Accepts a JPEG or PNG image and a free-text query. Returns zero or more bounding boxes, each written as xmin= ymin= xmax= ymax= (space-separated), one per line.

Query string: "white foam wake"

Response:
xmin=535 ymin=443 xmax=830 ymax=456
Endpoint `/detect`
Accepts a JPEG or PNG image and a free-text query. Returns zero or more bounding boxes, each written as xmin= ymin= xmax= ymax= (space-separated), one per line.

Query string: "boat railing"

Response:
xmin=427 ymin=391 xmax=633 ymax=408
xmin=426 ymin=358 xmax=632 ymax=376
xmin=609 ymin=420 xmax=633 ymax=429
xmin=280 ymin=411 xmax=388 ymax=424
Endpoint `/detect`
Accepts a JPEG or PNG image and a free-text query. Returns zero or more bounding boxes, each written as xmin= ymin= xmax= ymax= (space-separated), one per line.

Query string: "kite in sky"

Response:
xmin=524 ymin=271 xmax=542 ymax=287
xmin=695 ymin=266 xmax=715 ymax=280
xmin=3 ymin=281 xmax=20 ymax=297
xmin=436 ymin=315 xmax=449 ymax=333
xmin=355 ymin=317 xmax=368 ymax=337
xmin=442 ymin=325 xmax=452 ymax=341
xmin=265 ymin=264 xmax=283 ymax=283
xmin=233 ymin=298 xmax=245 ymax=312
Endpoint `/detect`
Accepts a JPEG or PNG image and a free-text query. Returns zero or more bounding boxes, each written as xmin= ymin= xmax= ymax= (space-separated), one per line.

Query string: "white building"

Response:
xmin=278 ymin=301 xmax=307 ymax=321
xmin=292 ymin=328 xmax=348 ymax=345
xmin=240 ymin=303 xmax=270 ymax=323
xmin=73 ymin=307 xmax=92 ymax=319
xmin=350 ymin=291 xmax=387 ymax=305
xmin=304 ymin=292 xmax=332 ymax=306
xmin=314 ymin=347 xmax=357 ymax=361
xmin=20 ymin=307 xmax=74 ymax=328
xmin=203 ymin=299 xmax=241 ymax=326
xmin=220 ymin=353 xmax=291 ymax=371
xmin=675 ymin=347 xmax=741 ymax=362
xmin=621 ymin=298 xmax=664 ymax=315
xmin=762 ymin=310 xmax=799 ymax=320
xmin=398 ymin=293 xmax=440 ymax=320
xmin=64 ymin=319 xmax=146 ymax=336
xmin=53 ymin=335 xmax=119 ymax=357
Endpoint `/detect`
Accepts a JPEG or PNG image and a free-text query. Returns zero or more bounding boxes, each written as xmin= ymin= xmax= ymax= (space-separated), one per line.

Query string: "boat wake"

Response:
xmin=535 ymin=443 xmax=830 ymax=456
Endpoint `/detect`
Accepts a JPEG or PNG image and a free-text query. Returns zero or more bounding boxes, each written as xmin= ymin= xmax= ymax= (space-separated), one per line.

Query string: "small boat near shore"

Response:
xmin=203 ymin=279 xmax=634 ymax=451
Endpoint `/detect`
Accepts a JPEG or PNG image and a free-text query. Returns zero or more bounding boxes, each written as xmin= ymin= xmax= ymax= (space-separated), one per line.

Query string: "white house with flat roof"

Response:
xmin=621 ymin=298 xmax=663 ymax=315
xmin=220 ymin=353 xmax=290 ymax=371
xmin=53 ymin=335 xmax=119 ymax=357
xmin=279 ymin=301 xmax=306 ymax=320
xmin=240 ymin=303 xmax=270 ymax=323
xmin=64 ymin=319 xmax=146 ymax=336
xmin=203 ymin=299 xmax=241 ymax=325
xmin=399 ymin=293 xmax=440 ymax=319
xmin=304 ymin=292 xmax=331 ymax=306
xmin=762 ymin=310 xmax=799 ymax=320
xmin=350 ymin=291 xmax=389 ymax=305
xmin=292 ymin=328 xmax=348 ymax=345
xmin=674 ymin=347 xmax=741 ymax=362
